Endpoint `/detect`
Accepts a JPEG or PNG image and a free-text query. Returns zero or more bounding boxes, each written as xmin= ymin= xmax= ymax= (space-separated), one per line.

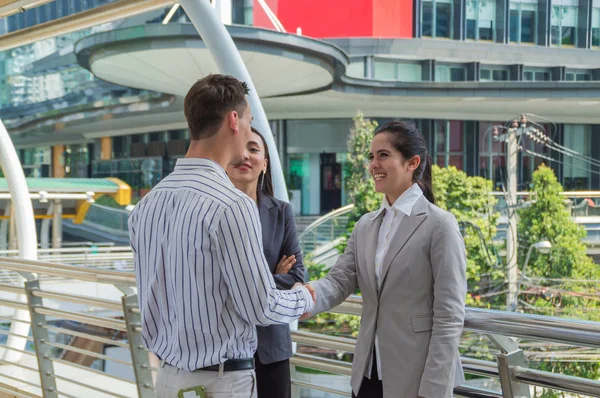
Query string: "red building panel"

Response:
xmin=253 ymin=0 xmax=413 ymax=39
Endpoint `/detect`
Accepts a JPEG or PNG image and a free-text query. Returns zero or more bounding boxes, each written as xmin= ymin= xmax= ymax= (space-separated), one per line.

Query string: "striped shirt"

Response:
xmin=128 ymin=158 xmax=313 ymax=371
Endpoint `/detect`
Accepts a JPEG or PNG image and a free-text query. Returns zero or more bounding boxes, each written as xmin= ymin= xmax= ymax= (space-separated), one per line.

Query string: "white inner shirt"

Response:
xmin=366 ymin=183 xmax=423 ymax=380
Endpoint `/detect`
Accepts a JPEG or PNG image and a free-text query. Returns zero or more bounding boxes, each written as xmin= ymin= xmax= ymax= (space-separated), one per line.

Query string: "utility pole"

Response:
xmin=494 ymin=116 xmax=525 ymax=311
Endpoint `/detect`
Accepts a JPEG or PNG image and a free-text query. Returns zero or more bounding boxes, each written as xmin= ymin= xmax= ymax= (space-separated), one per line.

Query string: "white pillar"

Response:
xmin=0 ymin=119 xmax=37 ymax=362
xmin=52 ymin=200 xmax=62 ymax=249
xmin=179 ymin=0 xmax=289 ymax=202
xmin=40 ymin=202 xmax=54 ymax=250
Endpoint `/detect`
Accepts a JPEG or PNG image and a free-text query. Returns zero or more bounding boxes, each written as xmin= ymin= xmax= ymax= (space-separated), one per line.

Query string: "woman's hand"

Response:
xmin=275 ymin=254 xmax=296 ymax=274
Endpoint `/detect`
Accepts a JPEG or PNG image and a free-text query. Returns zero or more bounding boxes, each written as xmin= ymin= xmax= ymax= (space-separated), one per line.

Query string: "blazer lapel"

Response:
xmin=378 ymin=196 xmax=429 ymax=294
xmin=363 ymin=213 xmax=383 ymax=296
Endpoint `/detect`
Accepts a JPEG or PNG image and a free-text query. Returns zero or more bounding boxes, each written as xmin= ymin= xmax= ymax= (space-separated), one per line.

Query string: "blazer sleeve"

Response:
xmin=418 ymin=212 xmax=467 ymax=398
xmin=309 ymin=219 xmax=360 ymax=315
xmin=273 ymin=202 xmax=306 ymax=290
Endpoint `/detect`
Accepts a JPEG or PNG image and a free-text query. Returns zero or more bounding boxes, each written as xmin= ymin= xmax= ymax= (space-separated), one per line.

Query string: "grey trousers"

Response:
xmin=155 ymin=361 xmax=257 ymax=398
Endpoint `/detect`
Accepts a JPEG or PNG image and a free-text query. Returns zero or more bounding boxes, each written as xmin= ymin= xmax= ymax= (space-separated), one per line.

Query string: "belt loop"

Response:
xmin=218 ymin=362 xmax=224 ymax=378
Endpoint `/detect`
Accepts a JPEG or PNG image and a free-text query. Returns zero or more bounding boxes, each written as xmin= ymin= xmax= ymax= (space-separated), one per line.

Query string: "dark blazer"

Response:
xmin=256 ymin=191 xmax=306 ymax=364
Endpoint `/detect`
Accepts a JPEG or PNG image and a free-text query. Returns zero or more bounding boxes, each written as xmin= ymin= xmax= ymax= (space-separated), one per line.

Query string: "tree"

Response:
xmin=341 ymin=114 xmax=381 ymax=244
xmin=432 ymin=165 xmax=502 ymax=307
xmin=518 ymin=164 xmax=597 ymax=280
xmin=517 ymin=165 xmax=600 ymax=391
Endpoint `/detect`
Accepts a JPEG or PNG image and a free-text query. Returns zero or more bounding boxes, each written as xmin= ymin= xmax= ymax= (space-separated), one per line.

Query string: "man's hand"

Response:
xmin=296 ymin=283 xmax=316 ymax=321
xmin=275 ymin=255 xmax=296 ymax=274
xmin=304 ymin=283 xmax=316 ymax=302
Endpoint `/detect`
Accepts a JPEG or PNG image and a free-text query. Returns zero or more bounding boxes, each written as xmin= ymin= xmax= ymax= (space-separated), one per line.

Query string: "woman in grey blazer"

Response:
xmin=307 ymin=121 xmax=467 ymax=398
xmin=228 ymin=127 xmax=305 ymax=398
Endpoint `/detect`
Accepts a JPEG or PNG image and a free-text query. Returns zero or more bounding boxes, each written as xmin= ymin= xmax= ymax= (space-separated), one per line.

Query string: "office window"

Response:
xmin=551 ymin=4 xmax=578 ymax=46
xmin=524 ymin=69 xmax=550 ymax=81
xmin=481 ymin=67 xmax=509 ymax=81
xmin=479 ymin=121 xmax=506 ymax=189
xmin=593 ymin=7 xmax=600 ymax=47
xmin=374 ymin=59 xmax=422 ymax=81
xmin=466 ymin=0 xmax=496 ymax=41
xmin=509 ymin=1 xmax=537 ymax=44
xmin=422 ymin=0 xmax=453 ymax=38
xmin=566 ymin=70 xmax=592 ymax=81
xmin=435 ymin=64 xmax=467 ymax=81
xmin=434 ymin=120 xmax=464 ymax=169
xmin=232 ymin=0 xmax=253 ymax=25
xmin=347 ymin=59 xmax=365 ymax=78
xmin=563 ymin=124 xmax=591 ymax=190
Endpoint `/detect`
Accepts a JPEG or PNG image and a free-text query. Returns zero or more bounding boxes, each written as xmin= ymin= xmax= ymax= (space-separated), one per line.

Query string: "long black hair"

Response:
xmin=373 ymin=121 xmax=435 ymax=204
xmin=251 ymin=127 xmax=274 ymax=198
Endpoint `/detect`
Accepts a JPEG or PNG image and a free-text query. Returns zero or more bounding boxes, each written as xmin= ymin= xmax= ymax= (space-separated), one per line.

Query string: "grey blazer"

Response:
xmin=255 ymin=192 xmax=306 ymax=364
xmin=311 ymin=196 xmax=467 ymax=398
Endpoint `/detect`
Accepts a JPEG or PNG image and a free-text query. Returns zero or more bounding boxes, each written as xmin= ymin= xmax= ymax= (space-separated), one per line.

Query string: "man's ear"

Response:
xmin=228 ymin=111 xmax=239 ymax=135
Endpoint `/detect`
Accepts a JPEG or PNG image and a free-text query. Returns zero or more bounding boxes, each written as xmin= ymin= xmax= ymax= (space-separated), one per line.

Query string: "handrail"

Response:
xmin=332 ymin=295 xmax=600 ymax=350
xmin=34 ymin=307 xmax=127 ymax=331
xmin=0 ymin=258 xmax=136 ymax=285
xmin=298 ymin=204 xmax=353 ymax=241
xmin=513 ymin=366 xmax=600 ymax=396
xmin=30 ymin=289 xmax=124 ymax=312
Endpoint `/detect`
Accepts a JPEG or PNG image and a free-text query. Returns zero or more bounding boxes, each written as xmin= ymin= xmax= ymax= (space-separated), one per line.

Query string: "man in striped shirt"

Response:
xmin=128 ymin=74 xmax=314 ymax=397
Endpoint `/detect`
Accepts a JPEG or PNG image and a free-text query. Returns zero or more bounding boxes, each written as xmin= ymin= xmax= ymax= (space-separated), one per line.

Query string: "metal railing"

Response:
xmin=0 ymin=257 xmax=599 ymax=397
xmin=291 ymin=296 xmax=600 ymax=398
xmin=299 ymin=205 xmax=352 ymax=255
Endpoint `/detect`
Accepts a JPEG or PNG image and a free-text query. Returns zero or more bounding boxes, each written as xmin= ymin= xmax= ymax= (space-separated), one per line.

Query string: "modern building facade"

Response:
xmin=2 ymin=0 xmax=600 ymax=215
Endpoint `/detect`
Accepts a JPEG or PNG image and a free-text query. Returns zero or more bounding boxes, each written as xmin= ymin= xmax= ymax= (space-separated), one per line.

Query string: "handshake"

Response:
xmin=293 ymin=282 xmax=316 ymax=321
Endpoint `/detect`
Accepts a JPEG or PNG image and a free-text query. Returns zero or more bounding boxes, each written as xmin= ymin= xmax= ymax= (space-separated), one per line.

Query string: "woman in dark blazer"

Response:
xmin=227 ymin=127 xmax=305 ymax=398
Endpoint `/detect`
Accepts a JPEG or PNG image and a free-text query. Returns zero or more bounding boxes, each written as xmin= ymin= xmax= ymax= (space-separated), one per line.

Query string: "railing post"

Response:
xmin=25 ymin=280 xmax=58 ymax=398
xmin=488 ymin=334 xmax=531 ymax=398
xmin=290 ymin=363 xmax=301 ymax=398
xmin=122 ymin=294 xmax=154 ymax=398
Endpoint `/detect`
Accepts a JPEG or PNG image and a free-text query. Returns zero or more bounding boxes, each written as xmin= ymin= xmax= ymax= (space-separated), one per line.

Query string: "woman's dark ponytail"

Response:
xmin=417 ymin=154 xmax=435 ymax=204
xmin=374 ymin=121 xmax=435 ymax=204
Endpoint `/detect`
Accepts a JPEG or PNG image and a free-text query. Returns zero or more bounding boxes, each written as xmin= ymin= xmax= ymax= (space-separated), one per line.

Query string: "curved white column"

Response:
xmin=0 ymin=119 xmax=37 ymax=361
xmin=179 ymin=0 xmax=289 ymax=202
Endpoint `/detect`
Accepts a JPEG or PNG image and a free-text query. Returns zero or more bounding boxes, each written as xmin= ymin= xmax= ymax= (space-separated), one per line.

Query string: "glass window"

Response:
xmin=374 ymin=59 xmax=422 ymax=81
xmin=592 ymin=7 xmax=600 ymax=47
xmin=434 ymin=120 xmax=464 ymax=169
xmin=422 ymin=0 xmax=453 ymax=38
xmin=232 ymin=0 xmax=253 ymax=25
xmin=48 ymin=2 xmax=58 ymax=20
xmin=466 ymin=0 xmax=496 ymax=41
xmin=524 ymin=68 xmax=551 ymax=81
xmin=24 ymin=9 xmax=36 ymax=27
xmin=492 ymin=70 xmax=508 ymax=80
xmin=479 ymin=121 xmax=506 ymax=189
xmin=450 ymin=67 xmax=466 ymax=81
xmin=510 ymin=1 xmax=537 ymax=44
xmin=566 ymin=70 xmax=593 ymax=81
xmin=563 ymin=124 xmax=591 ymax=190
xmin=551 ymin=5 xmax=578 ymax=46
xmin=347 ymin=59 xmax=365 ymax=78
xmin=481 ymin=67 xmax=509 ymax=81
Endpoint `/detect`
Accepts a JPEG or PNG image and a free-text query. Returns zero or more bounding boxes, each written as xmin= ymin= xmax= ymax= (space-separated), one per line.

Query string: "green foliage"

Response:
xmin=432 ymin=165 xmax=503 ymax=307
xmin=302 ymin=259 xmax=361 ymax=337
xmin=517 ymin=165 xmax=600 ymax=389
xmin=518 ymin=165 xmax=597 ymax=281
xmin=337 ymin=114 xmax=381 ymax=253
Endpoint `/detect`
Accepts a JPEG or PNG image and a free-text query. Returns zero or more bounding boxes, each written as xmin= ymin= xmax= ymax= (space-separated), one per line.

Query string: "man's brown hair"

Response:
xmin=184 ymin=74 xmax=250 ymax=140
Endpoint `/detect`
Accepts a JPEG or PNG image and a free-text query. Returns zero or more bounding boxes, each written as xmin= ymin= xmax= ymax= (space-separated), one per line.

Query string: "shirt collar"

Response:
xmin=370 ymin=183 xmax=423 ymax=220
xmin=174 ymin=158 xmax=232 ymax=185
